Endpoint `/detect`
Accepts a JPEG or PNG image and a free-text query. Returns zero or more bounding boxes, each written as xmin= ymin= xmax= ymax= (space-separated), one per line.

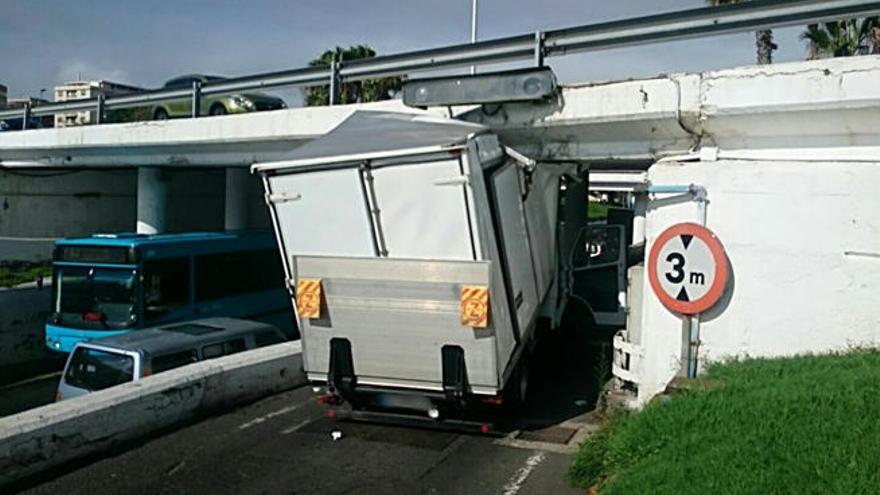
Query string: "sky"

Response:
xmin=0 ymin=0 xmax=813 ymax=105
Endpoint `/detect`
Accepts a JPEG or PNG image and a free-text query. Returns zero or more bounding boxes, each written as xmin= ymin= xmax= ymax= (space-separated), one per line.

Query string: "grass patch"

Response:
xmin=588 ymin=202 xmax=609 ymax=220
xmin=0 ymin=262 xmax=52 ymax=288
xmin=569 ymin=350 xmax=880 ymax=494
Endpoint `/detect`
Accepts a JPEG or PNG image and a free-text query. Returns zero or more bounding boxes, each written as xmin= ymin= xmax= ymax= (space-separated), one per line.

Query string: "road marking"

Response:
xmin=165 ymin=460 xmax=186 ymax=477
xmin=501 ymin=451 xmax=546 ymax=495
xmin=238 ymin=398 xmax=311 ymax=430
xmin=0 ymin=372 xmax=61 ymax=391
xmin=281 ymin=419 xmax=312 ymax=435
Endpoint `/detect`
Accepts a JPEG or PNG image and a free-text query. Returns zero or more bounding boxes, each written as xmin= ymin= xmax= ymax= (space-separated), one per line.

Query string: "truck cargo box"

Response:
xmin=252 ymin=111 xmax=581 ymax=408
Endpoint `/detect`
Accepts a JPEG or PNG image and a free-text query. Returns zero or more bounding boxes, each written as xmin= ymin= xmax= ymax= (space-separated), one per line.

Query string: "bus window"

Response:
xmin=143 ymin=258 xmax=190 ymax=322
xmin=53 ymin=267 xmax=137 ymax=330
xmin=151 ymin=349 xmax=198 ymax=373
xmin=202 ymin=338 xmax=246 ymax=359
xmin=195 ymin=250 xmax=281 ymax=301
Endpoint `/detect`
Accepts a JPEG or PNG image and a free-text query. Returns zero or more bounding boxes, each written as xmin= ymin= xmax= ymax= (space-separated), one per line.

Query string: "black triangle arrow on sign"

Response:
xmin=680 ymin=234 xmax=694 ymax=250
xmin=676 ymin=287 xmax=690 ymax=302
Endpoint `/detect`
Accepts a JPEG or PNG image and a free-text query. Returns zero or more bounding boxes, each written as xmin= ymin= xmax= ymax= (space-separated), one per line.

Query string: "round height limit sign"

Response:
xmin=648 ymin=223 xmax=728 ymax=315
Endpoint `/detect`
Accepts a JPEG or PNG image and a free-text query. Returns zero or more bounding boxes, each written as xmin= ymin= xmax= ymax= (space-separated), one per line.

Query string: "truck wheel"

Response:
xmin=507 ymin=358 xmax=530 ymax=411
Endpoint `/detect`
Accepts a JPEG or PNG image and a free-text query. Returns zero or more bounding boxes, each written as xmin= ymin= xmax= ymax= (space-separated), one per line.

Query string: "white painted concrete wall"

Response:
xmin=633 ymin=158 xmax=880 ymax=405
xmin=0 ymin=341 xmax=304 ymax=487
xmin=465 ymin=55 xmax=880 ymax=163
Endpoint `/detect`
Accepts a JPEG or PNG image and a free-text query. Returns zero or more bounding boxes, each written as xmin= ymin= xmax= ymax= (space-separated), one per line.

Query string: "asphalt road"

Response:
xmin=12 ymin=321 xmax=604 ymax=495
xmin=17 ymin=385 xmax=590 ymax=495
xmin=0 ymin=373 xmax=58 ymax=417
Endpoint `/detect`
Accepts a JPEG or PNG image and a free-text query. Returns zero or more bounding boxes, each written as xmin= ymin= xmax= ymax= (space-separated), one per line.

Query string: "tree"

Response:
xmin=801 ymin=17 xmax=880 ymax=59
xmin=303 ymin=45 xmax=403 ymax=106
xmin=706 ymin=0 xmax=777 ymax=65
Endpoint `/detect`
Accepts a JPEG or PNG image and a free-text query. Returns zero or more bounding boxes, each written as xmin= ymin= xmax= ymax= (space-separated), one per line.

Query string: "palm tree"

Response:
xmin=707 ymin=0 xmax=777 ymax=65
xmin=303 ymin=45 xmax=403 ymax=106
xmin=801 ymin=17 xmax=880 ymax=59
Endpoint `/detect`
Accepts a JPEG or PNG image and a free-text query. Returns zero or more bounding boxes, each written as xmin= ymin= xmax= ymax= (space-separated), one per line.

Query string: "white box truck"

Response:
xmin=252 ymin=111 xmax=587 ymax=429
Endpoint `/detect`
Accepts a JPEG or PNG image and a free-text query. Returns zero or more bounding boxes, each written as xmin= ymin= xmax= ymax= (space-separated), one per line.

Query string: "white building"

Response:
xmin=53 ymin=80 xmax=142 ymax=127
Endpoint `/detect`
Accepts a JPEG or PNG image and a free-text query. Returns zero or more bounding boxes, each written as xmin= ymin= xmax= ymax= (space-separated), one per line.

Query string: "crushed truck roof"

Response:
xmin=252 ymin=110 xmax=487 ymax=172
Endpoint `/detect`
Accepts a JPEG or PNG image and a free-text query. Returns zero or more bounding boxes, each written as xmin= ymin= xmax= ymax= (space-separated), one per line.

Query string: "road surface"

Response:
xmin=13 ymin=322 xmax=603 ymax=495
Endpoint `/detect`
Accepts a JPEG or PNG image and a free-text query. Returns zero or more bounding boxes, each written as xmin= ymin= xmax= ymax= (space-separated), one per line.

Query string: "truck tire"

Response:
xmin=507 ymin=357 xmax=530 ymax=411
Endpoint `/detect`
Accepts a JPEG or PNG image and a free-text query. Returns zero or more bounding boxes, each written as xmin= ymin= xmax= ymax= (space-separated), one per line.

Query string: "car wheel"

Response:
xmin=153 ymin=108 xmax=169 ymax=120
xmin=209 ymin=104 xmax=228 ymax=116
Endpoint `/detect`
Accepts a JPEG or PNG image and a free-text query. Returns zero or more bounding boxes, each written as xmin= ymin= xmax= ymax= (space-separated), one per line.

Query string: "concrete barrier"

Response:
xmin=0 ymin=340 xmax=304 ymax=487
xmin=0 ymin=285 xmax=51 ymax=376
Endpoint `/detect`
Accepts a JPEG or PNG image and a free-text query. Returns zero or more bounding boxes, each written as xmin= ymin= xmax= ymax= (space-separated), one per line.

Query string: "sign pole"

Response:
xmin=647 ymin=198 xmax=726 ymax=379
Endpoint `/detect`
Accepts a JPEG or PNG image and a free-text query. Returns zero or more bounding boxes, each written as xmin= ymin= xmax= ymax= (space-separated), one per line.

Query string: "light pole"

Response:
xmin=470 ymin=0 xmax=478 ymax=75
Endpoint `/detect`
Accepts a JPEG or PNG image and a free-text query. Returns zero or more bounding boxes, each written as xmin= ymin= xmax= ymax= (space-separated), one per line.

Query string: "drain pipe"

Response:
xmin=647 ymin=183 xmax=708 ymax=379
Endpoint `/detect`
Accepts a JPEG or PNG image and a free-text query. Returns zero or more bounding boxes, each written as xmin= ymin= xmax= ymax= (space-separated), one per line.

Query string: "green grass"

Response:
xmin=0 ymin=262 xmax=52 ymax=288
xmin=588 ymin=202 xmax=610 ymax=220
xmin=569 ymin=350 xmax=880 ymax=494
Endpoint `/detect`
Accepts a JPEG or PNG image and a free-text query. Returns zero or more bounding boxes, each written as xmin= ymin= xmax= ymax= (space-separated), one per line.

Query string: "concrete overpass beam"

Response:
xmin=136 ymin=167 xmax=169 ymax=234
xmin=224 ymin=167 xmax=250 ymax=231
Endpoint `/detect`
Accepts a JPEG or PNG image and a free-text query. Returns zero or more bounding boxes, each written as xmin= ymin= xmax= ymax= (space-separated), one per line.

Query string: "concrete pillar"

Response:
xmin=224 ymin=167 xmax=250 ymax=231
xmin=136 ymin=167 xmax=169 ymax=234
xmin=632 ymin=193 xmax=647 ymax=245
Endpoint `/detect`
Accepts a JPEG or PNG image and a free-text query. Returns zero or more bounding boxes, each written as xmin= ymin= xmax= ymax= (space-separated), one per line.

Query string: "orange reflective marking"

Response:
xmin=296 ymin=278 xmax=322 ymax=319
xmin=460 ymin=285 xmax=489 ymax=328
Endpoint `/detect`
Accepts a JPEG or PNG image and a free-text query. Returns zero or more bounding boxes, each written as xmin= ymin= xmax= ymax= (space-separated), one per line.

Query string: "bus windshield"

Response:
xmin=53 ymin=267 xmax=138 ymax=330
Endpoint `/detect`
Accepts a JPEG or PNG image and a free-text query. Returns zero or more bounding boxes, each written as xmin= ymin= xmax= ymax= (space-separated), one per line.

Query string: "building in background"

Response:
xmin=0 ymin=84 xmax=7 ymax=108
xmin=53 ymin=80 xmax=142 ymax=127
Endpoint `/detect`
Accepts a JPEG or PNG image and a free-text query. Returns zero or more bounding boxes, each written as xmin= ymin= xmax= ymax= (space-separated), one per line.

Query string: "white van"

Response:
xmin=56 ymin=317 xmax=286 ymax=401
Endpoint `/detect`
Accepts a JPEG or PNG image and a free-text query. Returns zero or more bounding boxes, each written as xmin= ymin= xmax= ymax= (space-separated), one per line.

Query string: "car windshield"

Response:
xmin=53 ymin=267 xmax=138 ymax=330
xmin=64 ymin=347 xmax=134 ymax=391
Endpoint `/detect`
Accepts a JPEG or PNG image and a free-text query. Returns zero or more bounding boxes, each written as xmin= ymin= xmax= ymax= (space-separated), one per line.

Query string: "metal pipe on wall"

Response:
xmin=647 ymin=183 xmax=708 ymax=378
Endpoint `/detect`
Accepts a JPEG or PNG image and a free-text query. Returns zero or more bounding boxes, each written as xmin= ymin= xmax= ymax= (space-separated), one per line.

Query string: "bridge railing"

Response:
xmin=2 ymin=0 xmax=879 ymax=127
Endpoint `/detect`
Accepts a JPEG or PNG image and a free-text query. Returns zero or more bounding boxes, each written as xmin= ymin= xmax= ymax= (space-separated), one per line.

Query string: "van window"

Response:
xmin=65 ymin=347 xmax=134 ymax=391
xmin=254 ymin=330 xmax=285 ymax=347
xmin=151 ymin=349 xmax=198 ymax=373
xmin=143 ymin=258 xmax=190 ymax=321
xmin=195 ymin=250 xmax=282 ymax=301
xmin=202 ymin=338 xmax=246 ymax=359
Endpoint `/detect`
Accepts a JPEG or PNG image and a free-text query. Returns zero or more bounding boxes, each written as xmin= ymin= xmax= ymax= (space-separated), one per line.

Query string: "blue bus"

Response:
xmin=45 ymin=231 xmax=296 ymax=353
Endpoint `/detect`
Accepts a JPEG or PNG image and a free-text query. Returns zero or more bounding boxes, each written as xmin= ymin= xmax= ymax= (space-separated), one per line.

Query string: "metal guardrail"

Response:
xmin=2 ymin=0 xmax=879 ymax=126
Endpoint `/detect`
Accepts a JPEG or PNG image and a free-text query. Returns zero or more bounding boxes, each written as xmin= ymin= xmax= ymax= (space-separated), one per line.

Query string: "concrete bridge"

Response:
xmin=1 ymin=56 xmax=877 ymax=258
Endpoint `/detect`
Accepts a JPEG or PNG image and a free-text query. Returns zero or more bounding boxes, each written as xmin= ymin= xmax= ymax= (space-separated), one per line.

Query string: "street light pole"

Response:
xmin=470 ymin=0 xmax=478 ymax=75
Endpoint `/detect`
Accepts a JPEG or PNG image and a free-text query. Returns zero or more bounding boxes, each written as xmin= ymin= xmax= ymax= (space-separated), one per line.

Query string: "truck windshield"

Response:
xmin=53 ymin=267 xmax=138 ymax=330
xmin=64 ymin=347 xmax=135 ymax=391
